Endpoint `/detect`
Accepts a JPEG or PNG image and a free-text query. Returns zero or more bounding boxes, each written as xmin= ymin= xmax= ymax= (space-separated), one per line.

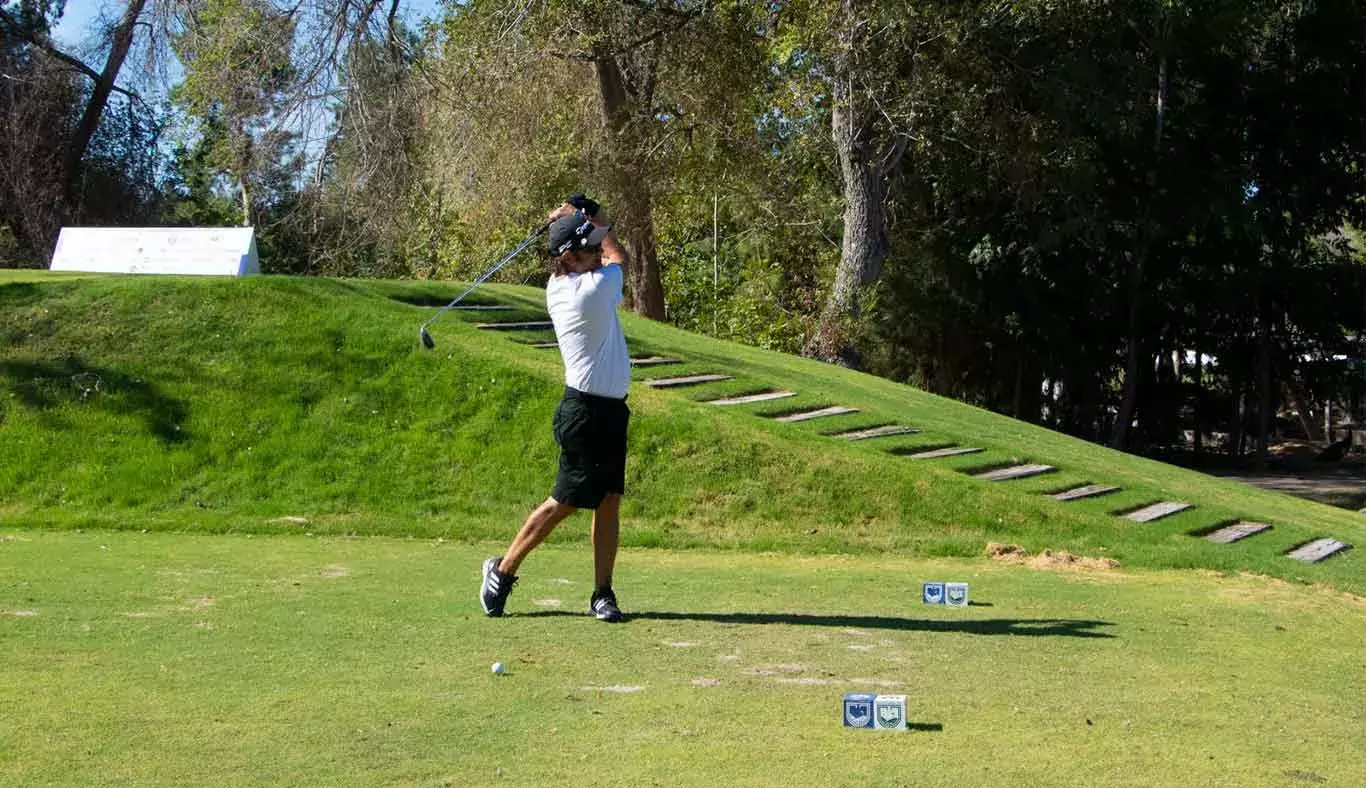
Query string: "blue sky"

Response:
xmin=51 ymin=0 xmax=446 ymax=50
xmin=50 ymin=0 xmax=106 ymax=48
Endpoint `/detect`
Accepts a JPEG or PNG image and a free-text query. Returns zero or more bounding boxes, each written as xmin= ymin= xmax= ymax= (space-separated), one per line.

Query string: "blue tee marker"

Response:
xmin=843 ymin=693 xmax=876 ymax=728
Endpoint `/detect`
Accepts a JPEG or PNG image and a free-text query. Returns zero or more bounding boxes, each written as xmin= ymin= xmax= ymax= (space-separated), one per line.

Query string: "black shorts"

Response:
xmin=550 ymin=387 xmax=630 ymax=509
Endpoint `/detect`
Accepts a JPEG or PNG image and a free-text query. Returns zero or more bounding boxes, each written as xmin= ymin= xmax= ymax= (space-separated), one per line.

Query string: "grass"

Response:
xmin=4 ymin=270 xmax=1366 ymax=785
xmin=2 ymin=529 xmax=1364 ymax=787
xmin=1 ymin=270 xmax=1362 ymax=593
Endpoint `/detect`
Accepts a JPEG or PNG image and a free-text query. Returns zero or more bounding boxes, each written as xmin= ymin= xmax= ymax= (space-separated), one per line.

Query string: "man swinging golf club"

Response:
xmin=480 ymin=194 xmax=631 ymax=622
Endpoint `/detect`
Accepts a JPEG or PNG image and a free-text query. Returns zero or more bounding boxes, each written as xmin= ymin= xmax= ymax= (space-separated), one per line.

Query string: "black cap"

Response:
xmin=548 ymin=213 xmax=610 ymax=257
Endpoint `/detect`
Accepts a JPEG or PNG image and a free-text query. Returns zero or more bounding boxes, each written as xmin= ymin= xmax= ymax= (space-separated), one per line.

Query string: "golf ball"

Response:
xmin=491 ymin=662 xmax=505 ymax=675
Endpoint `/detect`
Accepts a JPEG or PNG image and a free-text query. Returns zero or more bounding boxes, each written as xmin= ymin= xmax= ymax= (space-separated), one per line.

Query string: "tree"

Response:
xmin=801 ymin=0 xmax=913 ymax=366
xmin=171 ymin=0 xmax=297 ymax=226
xmin=1 ymin=0 xmax=168 ymax=263
xmin=430 ymin=0 xmax=766 ymax=319
xmin=2 ymin=0 xmax=160 ymax=236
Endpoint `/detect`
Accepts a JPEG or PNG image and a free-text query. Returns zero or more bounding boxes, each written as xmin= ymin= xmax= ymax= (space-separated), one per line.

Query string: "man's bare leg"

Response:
xmin=592 ymin=493 xmax=621 ymax=589
xmin=499 ymin=497 xmax=577 ymax=576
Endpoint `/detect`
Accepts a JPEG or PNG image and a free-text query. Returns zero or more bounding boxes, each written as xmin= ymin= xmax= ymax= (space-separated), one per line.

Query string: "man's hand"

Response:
xmin=547 ymin=202 xmax=577 ymax=223
xmin=549 ymin=201 xmax=610 ymax=228
xmin=566 ymin=193 xmax=600 ymax=218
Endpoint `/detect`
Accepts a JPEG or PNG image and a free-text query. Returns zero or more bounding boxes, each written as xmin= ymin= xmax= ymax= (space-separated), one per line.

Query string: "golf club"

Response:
xmin=419 ymin=223 xmax=549 ymax=350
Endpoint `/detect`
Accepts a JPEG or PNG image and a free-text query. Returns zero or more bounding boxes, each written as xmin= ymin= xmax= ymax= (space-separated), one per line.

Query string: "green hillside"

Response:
xmin=2 ymin=270 xmax=1361 ymax=592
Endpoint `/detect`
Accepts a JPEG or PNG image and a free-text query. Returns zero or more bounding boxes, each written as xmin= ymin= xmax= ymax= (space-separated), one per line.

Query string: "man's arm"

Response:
xmin=599 ymin=226 xmax=627 ymax=268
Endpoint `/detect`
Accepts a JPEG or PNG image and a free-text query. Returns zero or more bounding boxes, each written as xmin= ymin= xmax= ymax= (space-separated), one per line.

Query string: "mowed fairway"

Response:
xmin=2 ymin=530 xmax=1363 ymax=787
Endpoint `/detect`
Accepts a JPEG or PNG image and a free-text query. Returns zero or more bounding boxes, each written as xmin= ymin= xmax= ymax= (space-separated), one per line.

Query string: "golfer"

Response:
xmin=480 ymin=194 xmax=631 ymax=622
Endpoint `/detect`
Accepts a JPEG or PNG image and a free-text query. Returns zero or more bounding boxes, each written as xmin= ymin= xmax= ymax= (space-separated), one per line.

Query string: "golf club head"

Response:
xmin=420 ymin=327 xmax=436 ymax=350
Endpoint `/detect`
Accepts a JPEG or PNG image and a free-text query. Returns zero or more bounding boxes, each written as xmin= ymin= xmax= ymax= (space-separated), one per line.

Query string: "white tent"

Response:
xmin=50 ymin=227 xmax=260 ymax=276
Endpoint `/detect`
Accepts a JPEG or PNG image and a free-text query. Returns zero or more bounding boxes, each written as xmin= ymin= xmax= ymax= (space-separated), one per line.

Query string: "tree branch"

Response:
xmin=547 ymin=49 xmax=598 ymax=62
xmin=0 ymin=8 xmax=147 ymax=108
xmin=617 ymin=0 xmax=696 ymax=19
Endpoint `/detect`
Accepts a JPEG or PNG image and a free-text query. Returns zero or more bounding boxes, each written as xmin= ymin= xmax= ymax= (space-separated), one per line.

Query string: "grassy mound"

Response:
xmin=1 ymin=271 xmax=1362 ymax=591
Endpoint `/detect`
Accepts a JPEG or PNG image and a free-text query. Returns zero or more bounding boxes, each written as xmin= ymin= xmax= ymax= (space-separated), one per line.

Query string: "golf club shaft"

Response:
xmin=420 ymin=224 xmax=548 ymax=336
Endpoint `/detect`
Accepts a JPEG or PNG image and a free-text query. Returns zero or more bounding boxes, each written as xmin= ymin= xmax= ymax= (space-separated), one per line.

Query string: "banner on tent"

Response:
xmin=50 ymin=227 xmax=260 ymax=276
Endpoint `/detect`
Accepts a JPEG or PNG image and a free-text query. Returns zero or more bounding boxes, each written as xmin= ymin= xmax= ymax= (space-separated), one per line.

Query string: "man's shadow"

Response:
xmin=522 ymin=610 xmax=1115 ymax=638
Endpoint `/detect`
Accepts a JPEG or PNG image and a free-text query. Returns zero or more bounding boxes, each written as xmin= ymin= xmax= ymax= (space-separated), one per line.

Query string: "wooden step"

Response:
xmin=904 ymin=446 xmax=983 ymax=460
xmin=708 ymin=391 xmax=797 ymax=406
xmin=1286 ymin=538 xmax=1352 ymax=564
xmin=774 ymin=406 xmax=859 ymax=423
xmin=476 ymin=321 xmax=553 ymax=331
xmin=830 ymin=425 xmax=920 ymax=441
xmin=645 ymin=374 xmax=733 ymax=389
xmin=1052 ymin=484 xmax=1121 ymax=502
xmin=631 ymin=356 xmax=683 ymax=367
xmin=531 ymin=342 xmax=558 ymax=349
xmin=1204 ymin=521 xmax=1273 ymax=544
xmin=973 ymin=464 xmax=1056 ymax=482
xmin=1124 ymin=502 xmax=1193 ymax=523
xmin=452 ymin=304 xmax=513 ymax=311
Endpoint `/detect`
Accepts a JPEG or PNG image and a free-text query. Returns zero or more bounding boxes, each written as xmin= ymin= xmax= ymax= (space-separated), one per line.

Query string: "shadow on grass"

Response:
xmin=521 ymin=610 xmax=1115 ymax=638
xmin=0 ymin=357 xmax=188 ymax=443
xmin=387 ymin=292 xmax=504 ymax=308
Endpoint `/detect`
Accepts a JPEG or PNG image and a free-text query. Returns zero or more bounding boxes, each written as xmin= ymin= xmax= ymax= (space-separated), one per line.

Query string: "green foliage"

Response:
xmin=855 ymin=0 xmax=1366 ymax=448
xmin=161 ymin=115 xmax=240 ymax=227
xmin=170 ymin=0 xmax=298 ymax=226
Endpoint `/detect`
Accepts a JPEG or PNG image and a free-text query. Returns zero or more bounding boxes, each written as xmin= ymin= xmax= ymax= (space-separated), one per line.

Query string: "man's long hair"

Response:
xmin=547 ymin=252 xmax=574 ymax=277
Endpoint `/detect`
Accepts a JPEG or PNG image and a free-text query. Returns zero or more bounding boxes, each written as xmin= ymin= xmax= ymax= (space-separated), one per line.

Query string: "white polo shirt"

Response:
xmin=546 ymin=263 xmax=630 ymax=399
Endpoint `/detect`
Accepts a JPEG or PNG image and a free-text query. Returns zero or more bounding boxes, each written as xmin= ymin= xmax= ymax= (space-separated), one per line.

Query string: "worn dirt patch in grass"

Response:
xmin=987 ymin=542 xmax=1120 ymax=571
xmin=1206 ymin=572 xmax=1366 ymax=611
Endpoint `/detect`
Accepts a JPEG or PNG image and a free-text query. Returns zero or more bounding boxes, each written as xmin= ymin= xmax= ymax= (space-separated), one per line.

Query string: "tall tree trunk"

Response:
xmin=1289 ymin=384 xmax=1324 ymax=443
xmin=239 ymin=178 xmax=252 ymax=227
xmin=1109 ymin=251 xmax=1146 ymax=448
xmin=1012 ymin=352 xmax=1041 ymax=422
xmin=808 ymin=0 xmax=902 ymax=367
xmin=63 ymin=0 xmax=148 ymax=212
xmin=1256 ymin=307 xmax=1273 ymax=466
xmin=1230 ymin=375 xmax=1245 ymax=466
xmin=593 ymin=53 xmax=665 ymax=320
xmin=1110 ymin=49 xmax=1168 ymax=449
xmin=1193 ymin=348 xmax=1205 ymax=459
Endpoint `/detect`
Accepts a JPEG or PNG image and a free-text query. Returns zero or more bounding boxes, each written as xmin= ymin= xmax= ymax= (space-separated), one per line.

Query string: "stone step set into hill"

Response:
xmin=1287 ymin=538 xmax=1353 ymax=563
xmin=1124 ymin=501 xmax=1194 ymax=523
xmin=774 ymin=406 xmax=859 ymax=424
xmin=645 ymin=374 xmax=733 ymax=389
xmin=484 ymin=329 xmax=1355 ymax=566
xmin=973 ymin=464 xmax=1056 ymax=482
xmin=476 ymin=321 xmax=553 ymax=331
xmin=707 ymin=391 xmax=797 ymax=406
xmin=1052 ymin=484 xmax=1122 ymax=502
xmin=830 ymin=425 xmax=921 ymax=441
xmin=1204 ymin=521 xmax=1273 ymax=544
xmin=905 ymin=446 xmax=983 ymax=460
